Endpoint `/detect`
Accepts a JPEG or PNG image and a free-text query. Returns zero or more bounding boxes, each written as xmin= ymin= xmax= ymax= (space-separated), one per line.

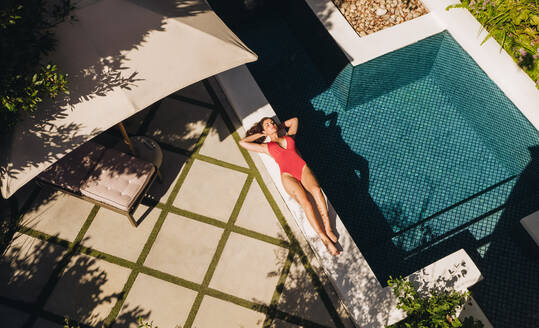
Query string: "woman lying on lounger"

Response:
xmin=239 ymin=117 xmax=340 ymax=256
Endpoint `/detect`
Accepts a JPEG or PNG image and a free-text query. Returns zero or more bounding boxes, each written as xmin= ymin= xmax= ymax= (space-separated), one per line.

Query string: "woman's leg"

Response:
xmin=281 ymin=173 xmax=340 ymax=256
xmin=300 ymin=166 xmax=338 ymax=243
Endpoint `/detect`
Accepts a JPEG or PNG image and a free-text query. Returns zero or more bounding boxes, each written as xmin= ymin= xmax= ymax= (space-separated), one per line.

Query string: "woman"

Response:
xmin=239 ymin=117 xmax=340 ymax=256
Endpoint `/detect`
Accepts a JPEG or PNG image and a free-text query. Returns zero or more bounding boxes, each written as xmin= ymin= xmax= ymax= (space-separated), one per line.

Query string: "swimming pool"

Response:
xmin=321 ymin=31 xmax=539 ymax=256
xmin=209 ymin=1 xmax=539 ymax=326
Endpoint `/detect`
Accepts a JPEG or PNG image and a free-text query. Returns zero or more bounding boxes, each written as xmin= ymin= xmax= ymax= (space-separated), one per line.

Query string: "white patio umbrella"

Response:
xmin=0 ymin=0 xmax=257 ymax=198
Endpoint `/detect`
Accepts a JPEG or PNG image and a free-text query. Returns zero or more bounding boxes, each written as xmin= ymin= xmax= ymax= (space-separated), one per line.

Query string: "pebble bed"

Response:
xmin=332 ymin=0 xmax=429 ymax=36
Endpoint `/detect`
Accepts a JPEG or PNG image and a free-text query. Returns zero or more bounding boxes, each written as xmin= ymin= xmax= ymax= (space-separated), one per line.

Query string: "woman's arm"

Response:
xmin=239 ymin=133 xmax=269 ymax=154
xmin=283 ymin=117 xmax=299 ymax=136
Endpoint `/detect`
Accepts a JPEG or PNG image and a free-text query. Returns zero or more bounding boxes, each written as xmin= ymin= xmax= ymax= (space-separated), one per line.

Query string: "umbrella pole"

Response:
xmin=117 ymin=122 xmax=136 ymax=155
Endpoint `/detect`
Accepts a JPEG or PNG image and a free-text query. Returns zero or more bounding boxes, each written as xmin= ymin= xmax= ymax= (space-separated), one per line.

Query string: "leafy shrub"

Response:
xmin=447 ymin=0 xmax=539 ymax=89
xmin=0 ymin=0 xmax=72 ymax=131
xmin=387 ymin=276 xmax=484 ymax=328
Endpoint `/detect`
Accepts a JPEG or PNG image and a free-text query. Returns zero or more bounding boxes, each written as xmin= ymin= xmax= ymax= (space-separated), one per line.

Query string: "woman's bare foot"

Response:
xmin=323 ymin=238 xmax=340 ymax=256
xmin=326 ymin=229 xmax=338 ymax=243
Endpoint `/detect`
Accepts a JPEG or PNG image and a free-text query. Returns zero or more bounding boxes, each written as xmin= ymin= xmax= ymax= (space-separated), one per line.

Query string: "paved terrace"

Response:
xmin=0 ymin=80 xmax=354 ymax=328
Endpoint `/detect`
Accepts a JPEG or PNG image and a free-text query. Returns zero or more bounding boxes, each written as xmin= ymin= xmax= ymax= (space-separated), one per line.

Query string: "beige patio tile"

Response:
xmin=0 ymin=234 xmax=66 ymax=302
xmin=116 ymin=273 xmax=197 ymax=328
xmin=173 ymin=160 xmax=247 ymax=222
xmin=145 ymin=98 xmax=212 ymax=151
xmin=146 ymin=150 xmax=189 ymax=204
xmin=192 ymin=296 xmax=265 ymax=328
xmin=235 ymin=180 xmax=288 ymax=241
xmin=0 ymin=304 xmax=29 ymax=328
xmin=277 ymin=255 xmax=335 ymax=328
xmin=82 ymin=205 xmax=162 ymax=262
xmin=44 ymin=254 xmax=131 ymax=326
xmin=209 ymin=232 xmax=287 ymax=305
xmin=173 ymin=80 xmax=214 ymax=105
xmin=199 ymin=114 xmax=248 ymax=168
xmin=21 ymin=191 xmax=93 ymax=242
xmin=144 ymin=213 xmax=223 ymax=284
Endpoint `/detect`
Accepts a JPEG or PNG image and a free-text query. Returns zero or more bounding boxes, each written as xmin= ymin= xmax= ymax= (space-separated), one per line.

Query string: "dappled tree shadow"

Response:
xmin=0 ymin=0 xmax=214 ymax=198
xmin=0 ymin=183 xmax=59 ymax=256
xmin=210 ymin=1 xmax=539 ymax=327
xmin=0 ymin=232 xmax=150 ymax=327
xmin=264 ymin=249 xmax=354 ymax=327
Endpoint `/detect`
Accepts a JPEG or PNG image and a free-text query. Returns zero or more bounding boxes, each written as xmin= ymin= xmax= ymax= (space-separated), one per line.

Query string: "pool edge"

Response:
xmin=304 ymin=0 xmax=539 ymax=132
xmin=215 ymin=65 xmax=485 ymax=328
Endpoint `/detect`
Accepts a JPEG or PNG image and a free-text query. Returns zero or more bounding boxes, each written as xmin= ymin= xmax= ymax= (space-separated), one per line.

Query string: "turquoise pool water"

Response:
xmin=315 ymin=32 xmax=539 ymax=255
xmin=209 ymin=1 xmax=539 ymax=326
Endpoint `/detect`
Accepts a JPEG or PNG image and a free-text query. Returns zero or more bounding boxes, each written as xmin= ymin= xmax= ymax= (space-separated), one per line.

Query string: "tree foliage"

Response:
xmin=387 ymin=276 xmax=484 ymax=328
xmin=0 ymin=0 xmax=72 ymax=131
xmin=448 ymin=0 xmax=539 ymax=89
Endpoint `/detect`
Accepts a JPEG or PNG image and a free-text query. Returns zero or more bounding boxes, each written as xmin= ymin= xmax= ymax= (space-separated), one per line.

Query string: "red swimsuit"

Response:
xmin=267 ymin=135 xmax=306 ymax=181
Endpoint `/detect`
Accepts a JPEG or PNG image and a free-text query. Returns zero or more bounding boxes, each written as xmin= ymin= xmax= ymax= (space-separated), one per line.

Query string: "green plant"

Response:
xmin=387 ymin=276 xmax=484 ymax=328
xmin=0 ymin=0 xmax=73 ymax=131
xmin=447 ymin=0 xmax=539 ymax=89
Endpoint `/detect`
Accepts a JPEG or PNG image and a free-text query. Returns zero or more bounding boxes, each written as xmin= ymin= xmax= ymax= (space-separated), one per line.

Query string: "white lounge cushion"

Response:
xmin=80 ymin=148 xmax=155 ymax=212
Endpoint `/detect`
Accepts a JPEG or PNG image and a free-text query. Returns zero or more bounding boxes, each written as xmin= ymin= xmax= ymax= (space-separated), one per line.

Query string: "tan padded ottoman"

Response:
xmin=80 ymin=148 xmax=155 ymax=212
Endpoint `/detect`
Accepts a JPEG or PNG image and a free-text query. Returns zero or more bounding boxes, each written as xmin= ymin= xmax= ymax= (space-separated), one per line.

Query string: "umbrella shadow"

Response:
xmin=0 ymin=0 xmax=213 ymax=198
xmin=209 ymin=0 xmax=403 ymax=280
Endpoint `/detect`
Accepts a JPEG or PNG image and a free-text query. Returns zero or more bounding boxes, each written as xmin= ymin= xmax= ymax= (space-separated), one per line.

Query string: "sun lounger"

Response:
xmin=37 ymin=141 xmax=157 ymax=226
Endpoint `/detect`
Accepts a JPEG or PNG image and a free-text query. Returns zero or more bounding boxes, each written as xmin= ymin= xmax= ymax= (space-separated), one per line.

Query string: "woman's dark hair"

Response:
xmin=245 ymin=117 xmax=274 ymax=144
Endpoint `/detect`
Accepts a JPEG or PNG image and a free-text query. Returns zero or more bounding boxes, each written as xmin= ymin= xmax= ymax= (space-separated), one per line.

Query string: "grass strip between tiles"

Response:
xmin=103 ymin=109 xmax=220 ymax=326
xmin=262 ymin=250 xmax=295 ymax=328
xmin=204 ymin=288 xmax=332 ymax=328
xmin=164 ymin=205 xmax=227 ymax=229
xmin=20 ymin=205 xmax=100 ymax=328
xmin=193 ymin=153 xmax=251 ymax=174
xmin=208 ymin=83 xmax=348 ymax=328
xmin=160 ymin=203 xmax=290 ymax=249
xmin=7 ymin=83 xmax=344 ymax=328
xmin=182 ymin=175 xmax=253 ymax=327
xmin=230 ymin=225 xmax=290 ymax=249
